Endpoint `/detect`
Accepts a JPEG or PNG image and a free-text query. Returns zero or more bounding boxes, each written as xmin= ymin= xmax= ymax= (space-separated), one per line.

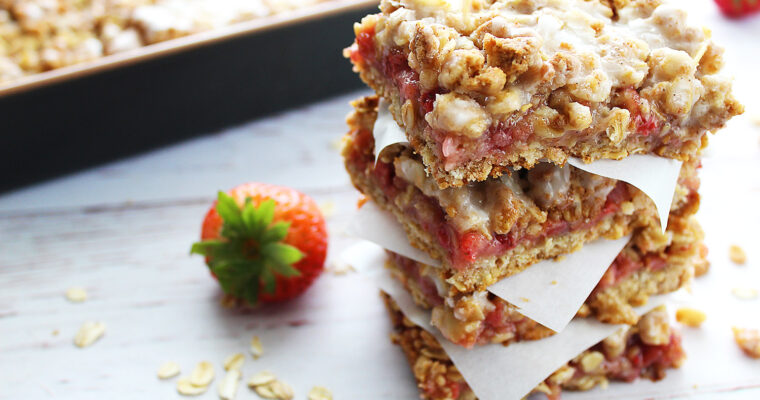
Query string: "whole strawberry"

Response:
xmin=191 ymin=183 xmax=328 ymax=305
xmin=715 ymin=0 xmax=760 ymax=17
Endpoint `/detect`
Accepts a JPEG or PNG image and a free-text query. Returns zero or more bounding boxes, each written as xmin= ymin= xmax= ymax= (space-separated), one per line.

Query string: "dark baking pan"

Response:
xmin=0 ymin=0 xmax=376 ymax=192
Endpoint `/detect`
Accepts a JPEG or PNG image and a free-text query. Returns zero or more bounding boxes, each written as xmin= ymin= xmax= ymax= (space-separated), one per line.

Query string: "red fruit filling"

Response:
xmin=348 ymin=126 xmax=633 ymax=270
xmin=391 ymin=252 xmax=535 ymax=347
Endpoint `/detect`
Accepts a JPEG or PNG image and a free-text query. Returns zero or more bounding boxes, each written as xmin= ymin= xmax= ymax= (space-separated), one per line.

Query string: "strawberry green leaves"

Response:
xmin=191 ymin=191 xmax=304 ymax=305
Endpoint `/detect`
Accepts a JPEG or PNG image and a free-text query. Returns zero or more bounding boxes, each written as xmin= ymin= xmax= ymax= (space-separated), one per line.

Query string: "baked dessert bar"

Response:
xmin=0 ymin=0 xmax=321 ymax=84
xmin=382 ymin=292 xmax=685 ymax=400
xmin=386 ymin=209 xmax=703 ymax=348
xmin=343 ymin=96 xmax=701 ymax=292
xmin=345 ymin=0 xmax=743 ymax=187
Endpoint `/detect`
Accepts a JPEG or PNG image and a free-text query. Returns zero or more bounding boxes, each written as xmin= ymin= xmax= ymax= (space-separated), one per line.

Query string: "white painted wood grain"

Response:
xmin=1 ymin=1 xmax=759 ymax=399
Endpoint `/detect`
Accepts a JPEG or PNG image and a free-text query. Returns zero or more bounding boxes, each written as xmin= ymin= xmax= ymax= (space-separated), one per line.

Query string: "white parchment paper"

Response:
xmin=348 ymin=201 xmax=630 ymax=333
xmin=371 ymin=101 xmax=683 ymax=233
xmin=344 ymin=241 xmax=674 ymax=400
xmin=372 ymin=99 xmax=407 ymax=164
xmin=487 ymin=234 xmax=630 ymax=332
xmin=567 ymin=156 xmax=682 ymax=232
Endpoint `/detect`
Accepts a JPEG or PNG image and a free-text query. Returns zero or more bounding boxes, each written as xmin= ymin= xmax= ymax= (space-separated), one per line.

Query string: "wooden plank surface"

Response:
xmin=2 ymin=1 xmax=760 ymax=399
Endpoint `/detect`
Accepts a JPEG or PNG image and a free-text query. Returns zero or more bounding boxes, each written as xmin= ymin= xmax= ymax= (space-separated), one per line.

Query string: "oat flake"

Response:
xmin=73 ymin=321 xmax=105 ymax=348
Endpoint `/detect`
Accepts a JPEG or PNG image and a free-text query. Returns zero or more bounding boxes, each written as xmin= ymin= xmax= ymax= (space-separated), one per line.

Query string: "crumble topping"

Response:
xmin=732 ymin=327 xmax=760 ymax=359
xmin=349 ymin=0 xmax=742 ymax=186
xmin=392 ymin=150 xmax=622 ymax=237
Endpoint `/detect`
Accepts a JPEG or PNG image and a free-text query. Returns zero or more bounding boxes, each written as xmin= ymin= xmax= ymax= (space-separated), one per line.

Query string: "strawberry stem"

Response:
xmin=191 ymin=191 xmax=304 ymax=305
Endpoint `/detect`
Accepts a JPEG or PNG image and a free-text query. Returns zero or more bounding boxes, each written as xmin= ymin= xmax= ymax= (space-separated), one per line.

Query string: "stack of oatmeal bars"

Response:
xmin=341 ymin=0 xmax=742 ymax=398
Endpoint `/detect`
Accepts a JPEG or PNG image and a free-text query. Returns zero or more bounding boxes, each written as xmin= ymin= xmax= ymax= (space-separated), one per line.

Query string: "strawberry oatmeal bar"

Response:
xmin=345 ymin=0 xmax=742 ymax=187
xmin=383 ymin=293 xmax=685 ymax=400
xmin=386 ymin=209 xmax=703 ymax=348
xmin=343 ymin=96 xmax=701 ymax=292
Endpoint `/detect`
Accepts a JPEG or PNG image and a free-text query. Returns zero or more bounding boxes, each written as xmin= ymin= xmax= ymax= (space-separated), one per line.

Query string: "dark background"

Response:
xmin=0 ymin=6 xmax=374 ymax=193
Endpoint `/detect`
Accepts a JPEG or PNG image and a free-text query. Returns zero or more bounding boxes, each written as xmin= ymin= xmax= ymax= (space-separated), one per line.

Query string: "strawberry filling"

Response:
xmin=348 ymin=124 xmax=632 ymax=270
xmin=377 ymin=155 xmax=628 ymax=269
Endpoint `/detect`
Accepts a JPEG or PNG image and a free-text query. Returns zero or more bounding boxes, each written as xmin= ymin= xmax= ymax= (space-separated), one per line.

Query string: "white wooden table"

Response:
xmin=1 ymin=2 xmax=759 ymax=399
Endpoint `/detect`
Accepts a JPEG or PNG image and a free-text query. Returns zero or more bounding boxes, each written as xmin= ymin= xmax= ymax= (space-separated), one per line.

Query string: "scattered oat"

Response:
xmin=729 ymin=245 xmax=747 ymax=265
xmin=157 ymin=361 xmax=181 ymax=379
xmin=189 ymin=361 xmax=215 ymax=387
xmin=308 ymin=386 xmax=333 ymax=400
xmin=732 ymin=287 xmax=759 ymax=300
xmin=328 ymin=260 xmax=356 ymax=275
xmin=247 ymin=371 xmax=276 ymax=387
xmin=318 ymin=201 xmax=336 ymax=219
xmin=52 ymin=329 xmax=59 ymax=336
xmin=250 ymin=336 xmax=263 ymax=359
xmin=551 ymin=280 xmax=558 ymax=285
xmin=65 ymin=287 xmax=88 ymax=303
xmin=73 ymin=321 xmax=106 ymax=348
xmin=224 ymin=353 xmax=245 ymax=371
xmin=177 ymin=377 xmax=208 ymax=396
xmin=675 ymin=307 xmax=706 ymax=327
xmin=218 ymin=369 xmax=241 ymax=400
xmin=732 ymin=327 xmax=760 ymax=358
xmin=269 ymin=380 xmax=294 ymax=400
xmin=519 ymin=297 xmax=530 ymax=303
xmin=253 ymin=383 xmax=278 ymax=399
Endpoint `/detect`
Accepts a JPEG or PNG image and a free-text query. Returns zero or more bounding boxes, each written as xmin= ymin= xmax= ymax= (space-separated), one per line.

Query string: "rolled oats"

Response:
xmin=224 ymin=353 xmax=245 ymax=372
xmin=270 ymin=380 xmax=294 ymax=400
xmin=65 ymin=287 xmax=88 ymax=302
xmin=729 ymin=245 xmax=747 ymax=265
xmin=189 ymin=361 xmax=215 ymax=387
xmin=307 ymin=386 xmax=333 ymax=400
xmin=248 ymin=371 xmax=276 ymax=387
xmin=218 ymin=369 xmax=241 ymax=400
xmin=157 ymin=361 xmax=181 ymax=379
xmin=73 ymin=321 xmax=106 ymax=348
xmin=250 ymin=335 xmax=263 ymax=359
xmin=177 ymin=377 xmax=208 ymax=396
xmin=731 ymin=287 xmax=759 ymax=300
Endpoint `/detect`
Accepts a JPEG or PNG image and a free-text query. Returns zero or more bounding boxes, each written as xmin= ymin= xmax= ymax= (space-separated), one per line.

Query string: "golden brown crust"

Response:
xmin=386 ymin=215 xmax=703 ymax=346
xmin=347 ymin=0 xmax=743 ymax=187
xmin=382 ymin=293 xmax=685 ymax=400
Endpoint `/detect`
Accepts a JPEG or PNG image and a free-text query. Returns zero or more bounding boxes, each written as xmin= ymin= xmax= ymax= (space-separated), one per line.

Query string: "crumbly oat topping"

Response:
xmin=638 ymin=307 xmax=670 ymax=345
xmin=732 ymin=327 xmax=760 ymax=359
xmin=382 ymin=292 xmax=684 ymax=400
xmin=349 ymin=0 xmax=742 ymax=186
xmin=675 ymin=307 xmax=706 ymax=327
